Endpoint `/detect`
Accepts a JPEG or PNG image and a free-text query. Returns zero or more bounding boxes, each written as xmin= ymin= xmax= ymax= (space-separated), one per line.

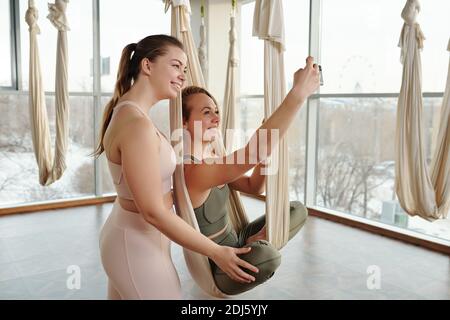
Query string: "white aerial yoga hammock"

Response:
xmin=430 ymin=39 xmax=450 ymax=218
xmin=395 ymin=0 xmax=450 ymax=220
xmin=165 ymin=0 xmax=230 ymax=298
xmin=253 ymin=0 xmax=290 ymax=248
xmin=25 ymin=0 xmax=70 ymax=186
xmin=165 ymin=0 xmax=293 ymax=297
xmin=198 ymin=1 xmax=208 ymax=83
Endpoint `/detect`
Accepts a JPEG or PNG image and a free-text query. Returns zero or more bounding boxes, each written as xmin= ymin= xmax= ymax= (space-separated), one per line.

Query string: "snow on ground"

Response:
xmin=0 ymin=142 xmax=94 ymax=206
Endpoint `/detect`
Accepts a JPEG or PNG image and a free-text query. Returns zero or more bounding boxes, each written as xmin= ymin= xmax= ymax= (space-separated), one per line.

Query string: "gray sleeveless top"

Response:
xmin=185 ymin=155 xmax=238 ymax=246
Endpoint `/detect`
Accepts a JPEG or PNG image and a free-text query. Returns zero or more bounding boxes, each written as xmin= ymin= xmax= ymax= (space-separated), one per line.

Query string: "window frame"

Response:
xmin=0 ymin=0 xmax=21 ymax=90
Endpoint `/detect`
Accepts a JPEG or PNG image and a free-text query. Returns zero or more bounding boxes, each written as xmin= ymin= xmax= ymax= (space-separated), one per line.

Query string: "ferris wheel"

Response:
xmin=338 ymin=55 xmax=377 ymax=93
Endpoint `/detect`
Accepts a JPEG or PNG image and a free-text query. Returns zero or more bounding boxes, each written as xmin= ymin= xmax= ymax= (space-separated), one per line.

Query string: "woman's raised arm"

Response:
xmin=185 ymin=56 xmax=320 ymax=190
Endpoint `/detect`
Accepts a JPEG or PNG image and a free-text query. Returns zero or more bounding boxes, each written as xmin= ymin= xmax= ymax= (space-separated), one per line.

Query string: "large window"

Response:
xmin=239 ymin=0 xmax=450 ymax=244
xmin=316 ymin=97 xmax=448 ymax=241
xmin=0 ymin=0 xmax=170 ymax=208
xmin=317 ymin=0 xmax=450 ymax=241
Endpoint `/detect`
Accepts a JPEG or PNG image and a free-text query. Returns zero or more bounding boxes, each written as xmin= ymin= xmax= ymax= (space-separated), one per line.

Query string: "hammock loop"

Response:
xmin=25 ymin=5 xmax=40 ymax=33
xmin=401 ymin=0 xmax=420 ymax=25
xmin=47 ymin=0 xmax=70 ymax=32
xmin=165 ymin=0 xmax=191 ymax=14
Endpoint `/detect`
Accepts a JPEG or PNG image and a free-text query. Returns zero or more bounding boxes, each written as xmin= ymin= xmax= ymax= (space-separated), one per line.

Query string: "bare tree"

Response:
xmin=317 ymin=142 xmax=394 ymax=218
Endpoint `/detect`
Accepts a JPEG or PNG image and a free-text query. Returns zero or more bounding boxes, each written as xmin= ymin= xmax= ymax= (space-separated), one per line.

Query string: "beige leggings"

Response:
xmin=99 ymin=200 xmax=181 ymax=299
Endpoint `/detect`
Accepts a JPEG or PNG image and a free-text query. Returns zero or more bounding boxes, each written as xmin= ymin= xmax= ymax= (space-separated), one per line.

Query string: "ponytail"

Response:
xmin=93 ymin=43 xmax=136 ymax=157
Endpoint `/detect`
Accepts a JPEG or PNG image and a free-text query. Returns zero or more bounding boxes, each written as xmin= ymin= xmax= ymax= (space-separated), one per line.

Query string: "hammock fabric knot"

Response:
xmin=47 ymin=0 xmax=70 ymax=32
xmin=25 ymin=6 xmax=40 ymax=33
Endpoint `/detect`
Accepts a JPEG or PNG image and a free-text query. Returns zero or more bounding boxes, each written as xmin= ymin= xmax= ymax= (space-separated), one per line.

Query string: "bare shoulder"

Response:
xmin=121 ymin=116 xmax=155 ymax=139
xmin=105 ymin=114 xmax=157 ymax=163
xmin=112 ymin=105 xmax=158 ymax=142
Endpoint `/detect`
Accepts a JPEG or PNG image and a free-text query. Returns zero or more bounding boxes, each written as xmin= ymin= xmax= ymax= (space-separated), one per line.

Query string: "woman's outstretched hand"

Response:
xmin=290 ymin=56 xmax=321 ymax=103
xmin=210 ymin=246 xmax=259 ymax=283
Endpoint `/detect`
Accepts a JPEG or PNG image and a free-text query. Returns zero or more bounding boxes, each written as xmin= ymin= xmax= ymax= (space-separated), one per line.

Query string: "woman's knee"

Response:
xmin=213 ymin=240 xmax=281 ymax=295
xmin=245 ymin=240 xmax=281 ymax=280
xmin=289 ymin=201 xmax=308 ymax=240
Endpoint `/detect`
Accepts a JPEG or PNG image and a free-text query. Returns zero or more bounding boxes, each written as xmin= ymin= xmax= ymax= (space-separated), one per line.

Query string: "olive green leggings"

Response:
xmin=211 ymin=201 xmax=308 ymax=295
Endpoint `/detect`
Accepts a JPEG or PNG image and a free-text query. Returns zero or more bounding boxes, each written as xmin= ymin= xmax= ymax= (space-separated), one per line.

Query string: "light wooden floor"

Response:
xmin=0 ymin=197 xmax=448 ymax=299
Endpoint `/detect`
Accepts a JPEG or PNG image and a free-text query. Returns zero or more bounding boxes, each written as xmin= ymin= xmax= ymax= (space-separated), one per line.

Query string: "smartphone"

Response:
xmin=319 ymin=65 xmax=324 ymax=86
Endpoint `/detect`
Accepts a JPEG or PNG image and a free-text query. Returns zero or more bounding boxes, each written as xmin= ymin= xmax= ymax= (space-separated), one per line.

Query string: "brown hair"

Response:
xmin=93 ymin=35 xmax=184 ymax=157
xmin=181 ymin=86 xmax=219 ymax=121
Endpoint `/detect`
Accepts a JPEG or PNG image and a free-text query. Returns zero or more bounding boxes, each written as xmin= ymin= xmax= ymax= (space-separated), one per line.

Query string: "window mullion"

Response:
xmin=304 ymin=0 xmax=322 ymax=207
xmin=93 ymin=0 xmax=102 ymax=196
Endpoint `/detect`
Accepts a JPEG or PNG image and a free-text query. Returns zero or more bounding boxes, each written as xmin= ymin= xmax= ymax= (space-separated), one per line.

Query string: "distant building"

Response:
xmin=381 ymin=200 xmax=408 ymax=228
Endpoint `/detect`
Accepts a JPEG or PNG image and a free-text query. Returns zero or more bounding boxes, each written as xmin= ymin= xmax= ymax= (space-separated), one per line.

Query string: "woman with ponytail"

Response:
xmin=95 ymin=35 xmax=258 ymax=300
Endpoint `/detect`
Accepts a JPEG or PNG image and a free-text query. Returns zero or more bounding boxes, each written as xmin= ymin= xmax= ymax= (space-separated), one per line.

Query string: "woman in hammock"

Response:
xmin=181 ymin=56 xmax=320 ymax=295
xmin=95 ymin=34 xmax=259 ymax=300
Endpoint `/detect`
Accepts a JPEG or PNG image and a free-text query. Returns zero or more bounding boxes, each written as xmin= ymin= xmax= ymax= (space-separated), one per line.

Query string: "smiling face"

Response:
xmin=183 ymin=92 xmax=220 ymax=143
xmin=145 ymin=45 xmax=188 ymax=100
